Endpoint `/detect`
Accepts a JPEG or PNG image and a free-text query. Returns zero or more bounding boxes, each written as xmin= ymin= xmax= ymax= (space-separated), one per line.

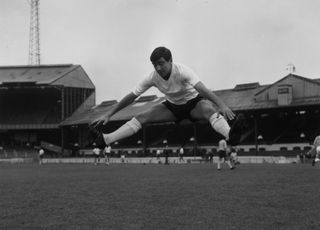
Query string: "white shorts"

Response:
xmin=316 ymin=146 xmax=320 ymax=154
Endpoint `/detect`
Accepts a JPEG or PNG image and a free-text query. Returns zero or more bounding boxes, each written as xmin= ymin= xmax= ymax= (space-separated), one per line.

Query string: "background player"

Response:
xmin=92 ymin=144 xmax=101 ymax=165
xmin=38 ymin=148 xmax=44 ymax=165
xmin=217 ymin=139 xmax=234 ymax=170
xmin=104 ymin=145 xmax=111 ymax=165
xmin=156 ymin=149 xmax=162 ymax=164
xmin=178 ymin=147 xmax=185 ymax=163
xmin=230 ymin=147 xmax=240 ymax=166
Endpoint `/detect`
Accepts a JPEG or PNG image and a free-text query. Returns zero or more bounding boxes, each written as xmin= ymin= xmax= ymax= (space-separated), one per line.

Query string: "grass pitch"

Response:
xmin=0 ymin=163 xmax=319 ymax=230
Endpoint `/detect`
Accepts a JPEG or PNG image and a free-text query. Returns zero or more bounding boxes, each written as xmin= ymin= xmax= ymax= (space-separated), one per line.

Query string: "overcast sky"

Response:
xmin=1 ymin=0 xmax=320 ymax=103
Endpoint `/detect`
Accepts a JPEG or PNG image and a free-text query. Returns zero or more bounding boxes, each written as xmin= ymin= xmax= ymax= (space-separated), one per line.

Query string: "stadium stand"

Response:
xmin=0 ymin=64 xmax=95 ymax=157
xmin=1 ymin=65 xmax=320 ymax=159
xmin=61 ymin=73 xmax=320 ymax=157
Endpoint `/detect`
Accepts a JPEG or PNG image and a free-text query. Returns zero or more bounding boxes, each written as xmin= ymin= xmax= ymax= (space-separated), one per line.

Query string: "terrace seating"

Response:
xmin=0 ymin=98 xmax=60 ymax=125
xmin=0 ymin=147 xmax=38 ymax=159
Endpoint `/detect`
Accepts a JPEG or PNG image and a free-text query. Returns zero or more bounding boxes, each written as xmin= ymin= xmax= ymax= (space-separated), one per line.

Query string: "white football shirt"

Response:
xmin=218 ymin=139 xmax=227 ymax=151
xmin=105 ymin=146 xmax=111 ymax=154
xmin=133 ymin=63 xmax=200 ymax=105
xmin=93 ymin=148 xmax=100 ymax=155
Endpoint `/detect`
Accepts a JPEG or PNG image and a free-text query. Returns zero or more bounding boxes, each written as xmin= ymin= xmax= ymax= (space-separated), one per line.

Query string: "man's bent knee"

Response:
xmin=192 ymin=100 xmax=217 ymax=120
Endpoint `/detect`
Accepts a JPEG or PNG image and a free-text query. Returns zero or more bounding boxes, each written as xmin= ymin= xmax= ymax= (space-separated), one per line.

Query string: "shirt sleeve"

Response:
xmin=180 ymin=64 xmax=201 ymax=86
xmin=132 ymin=73 xmax=154 ymax=96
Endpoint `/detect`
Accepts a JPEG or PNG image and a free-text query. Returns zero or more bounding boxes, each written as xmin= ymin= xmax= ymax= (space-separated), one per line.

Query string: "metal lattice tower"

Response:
xmin=28 ymin=0 xmax=41 ymax=65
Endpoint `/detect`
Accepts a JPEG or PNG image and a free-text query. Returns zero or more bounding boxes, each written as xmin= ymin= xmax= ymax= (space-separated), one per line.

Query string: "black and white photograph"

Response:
xmin=1 ymin=0 xmax=320 ymax=229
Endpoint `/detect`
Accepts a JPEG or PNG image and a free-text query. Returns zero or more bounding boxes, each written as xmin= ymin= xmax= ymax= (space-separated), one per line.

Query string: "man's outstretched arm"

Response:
xmin=91 ymin=92 xmax=138 ymax=126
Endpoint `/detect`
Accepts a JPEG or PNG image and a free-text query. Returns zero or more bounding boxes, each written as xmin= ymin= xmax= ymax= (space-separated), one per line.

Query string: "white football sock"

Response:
xmin=209 ymin=113 xmax=230 ymax=139
xmin=103 ymin=117 xmax=142 ymax=144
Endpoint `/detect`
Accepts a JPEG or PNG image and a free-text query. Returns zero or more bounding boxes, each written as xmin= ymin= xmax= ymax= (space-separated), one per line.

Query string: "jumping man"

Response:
xmin=90 ymin=47 xmax=246 ymax=149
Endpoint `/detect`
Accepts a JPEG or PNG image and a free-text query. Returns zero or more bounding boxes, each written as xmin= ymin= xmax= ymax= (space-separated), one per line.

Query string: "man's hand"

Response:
xmin=89 ymin=92 xmax=138 ymax=128
xmin=219 ymin=105 xmax=235 ymax=120
xmin=90 ymin=114 xmax=111 ymax=128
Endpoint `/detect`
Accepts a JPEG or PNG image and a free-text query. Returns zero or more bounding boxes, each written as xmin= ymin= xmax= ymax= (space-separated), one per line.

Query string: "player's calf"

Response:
xmin=228 ymin=113 xmax=247 ymax=146
xmin=89 ymin=126 xmax=106 ymax=149
xmin=210 ymin=112 xmax=247 ymax=146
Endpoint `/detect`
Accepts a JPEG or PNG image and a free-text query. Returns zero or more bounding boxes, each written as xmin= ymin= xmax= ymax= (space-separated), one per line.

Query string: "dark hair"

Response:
xmin=150 ymin=47 xmax=172 ymax=63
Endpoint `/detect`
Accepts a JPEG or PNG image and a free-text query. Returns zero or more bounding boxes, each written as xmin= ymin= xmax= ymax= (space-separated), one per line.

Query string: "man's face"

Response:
xmin=152 ymin=57 xmax=172 ymax=78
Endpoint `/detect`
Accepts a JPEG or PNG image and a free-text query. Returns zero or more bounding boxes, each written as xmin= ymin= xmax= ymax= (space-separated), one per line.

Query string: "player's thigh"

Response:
xmin=190 ymin=99 xmax=217 ymax=120
xmin=136 ymin=103 xmax=176 ymax=124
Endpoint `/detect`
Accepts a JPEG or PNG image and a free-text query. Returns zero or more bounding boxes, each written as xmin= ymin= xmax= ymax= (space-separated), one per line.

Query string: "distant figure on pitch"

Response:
xmin=89 ymin=47 xmax=246 ymax=150
xmin=121 ymin=152 xmax=126 ymax=163
xmin=38 ymin=148 xmax=44 ymax=165
xmin=217 ymin=139 xmax=234 ymax=170
xmin=230 ymin=147 xmax=240 ymax=166
xmin=208 ymin=149 xmax=214 ymax=164
xmin=156 ymin=149 xmax=161 ymax=164
xmin=93 ymin=144 xmax=101 ymax=165
xmin=178 ymin=147 xmax=185 ymax=163
xmin=310 ymin=135 xmax=320 ymax=166
xmin=104 ymin=145 xmax=111 ymax=165
xmin=163 ymin=140 xmax=169 ymax=165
